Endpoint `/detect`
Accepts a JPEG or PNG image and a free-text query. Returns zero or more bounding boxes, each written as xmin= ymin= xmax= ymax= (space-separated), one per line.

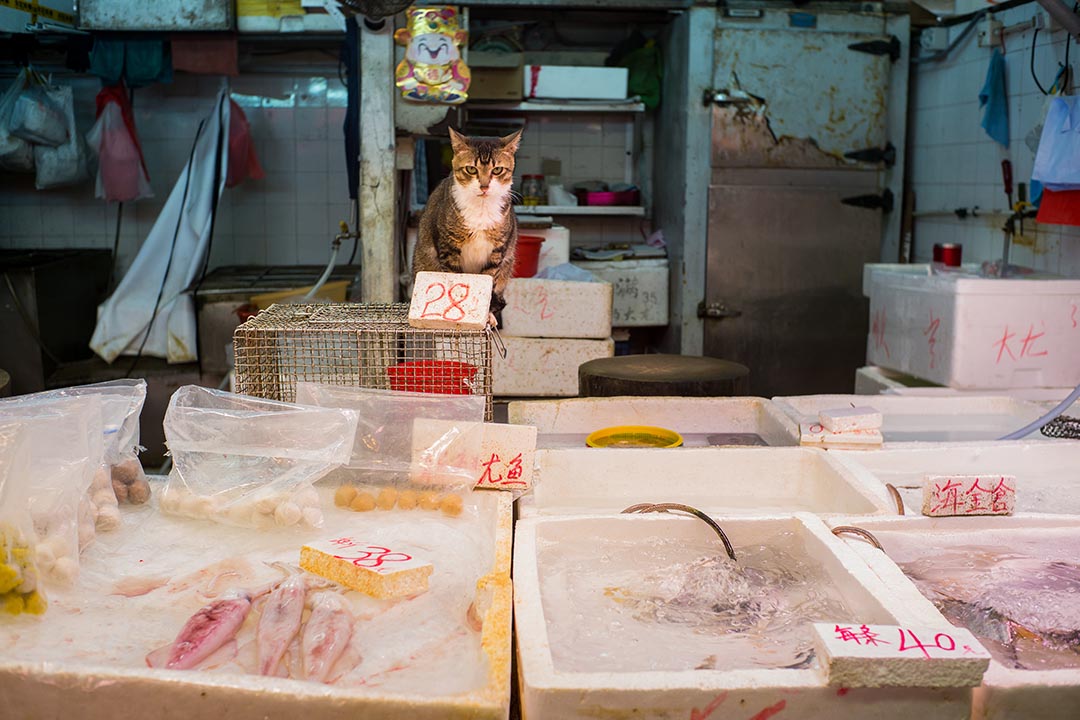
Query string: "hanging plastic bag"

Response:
xmin=0 ymin=395 xmax=104 ymax=588
xmin=86 ymin=87 xmax=152 ymax=202
xmin=0 ymin=70 xmax=34 ymax=173
xmin=225 ymin=99 xmax=263 ymax=188
xmin=1032 ymin=95 xmax=1080 ymax=191
xmin=33 ymin=84 xmax=89 ymax=190
xmin=294 ymin=384 xmax=486 ymax=517
xmin=161 ymin=386 xmax=358 ymax=529
xmin=0 ymin=421 xmax=48 ymax=616
xmin=8 ymin=70 xmax=68 ymax=147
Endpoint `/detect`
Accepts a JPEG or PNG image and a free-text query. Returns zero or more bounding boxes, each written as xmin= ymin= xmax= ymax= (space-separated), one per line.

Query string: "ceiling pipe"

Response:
xmin=1037 ymin=0 xmax=1080 ymax=41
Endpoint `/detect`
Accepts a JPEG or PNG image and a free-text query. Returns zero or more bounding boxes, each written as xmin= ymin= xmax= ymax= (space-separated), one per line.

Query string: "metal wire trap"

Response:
xmin=232 ymin=303 xmax=494 ymax=421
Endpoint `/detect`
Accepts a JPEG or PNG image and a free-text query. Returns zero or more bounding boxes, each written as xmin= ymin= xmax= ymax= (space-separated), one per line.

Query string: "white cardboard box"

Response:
xmin=522 ymin=65 xmax=628 ymax=101
xmin=863 ymin=264 xmax=1080 ymax=389
xmin=493 ymin=336 xmax=613 ymax=397
xmin=501 ymin=278 xmax=612 ymax=339
xmin=572 ymin=258 xmax=668 ymax=327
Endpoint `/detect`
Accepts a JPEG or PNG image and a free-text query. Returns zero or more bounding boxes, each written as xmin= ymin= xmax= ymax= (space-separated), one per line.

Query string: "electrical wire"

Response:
xmin=1032 ymin=28 xmax=1050 ymax=94
xmin=998 ymin=381 xmax=1080 ymax=440
xmin=3 ymin=272 xmax=62 ymax=365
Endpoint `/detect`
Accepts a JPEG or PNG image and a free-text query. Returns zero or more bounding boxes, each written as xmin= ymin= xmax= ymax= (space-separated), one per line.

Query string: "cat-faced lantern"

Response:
xmin=394 ymin=6 xmax=471 ymax=105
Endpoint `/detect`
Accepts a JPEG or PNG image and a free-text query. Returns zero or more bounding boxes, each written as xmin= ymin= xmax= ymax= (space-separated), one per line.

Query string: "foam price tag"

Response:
xmin=922 ymin=474 xmax=1016 ymax=516
xmin=409 ymin=271 xmax=492 ymax=330
xmin=813 ymin=623 xmax=991 ymax=688
xmin=476 ymin=422 xmax=537 ymax=491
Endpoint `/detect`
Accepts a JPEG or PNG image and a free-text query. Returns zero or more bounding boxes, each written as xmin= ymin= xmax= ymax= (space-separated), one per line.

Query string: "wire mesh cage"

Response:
xmin=232 ymin=303 xmax=494 ymax=421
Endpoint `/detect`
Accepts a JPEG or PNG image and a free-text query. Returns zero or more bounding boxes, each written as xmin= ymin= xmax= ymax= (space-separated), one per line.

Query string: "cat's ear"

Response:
xmin=448 ymin=127 xmax=469 ymax=153
xmin=499 ymin=128 xmax=523 ymax=154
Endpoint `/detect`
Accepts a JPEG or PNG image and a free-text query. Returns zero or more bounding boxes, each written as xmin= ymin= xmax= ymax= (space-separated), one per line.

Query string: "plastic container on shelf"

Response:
xmin=521 ymin=175 xmax=545 ymax=206
xmin=513 ymin=235 xmax=545 ymax=278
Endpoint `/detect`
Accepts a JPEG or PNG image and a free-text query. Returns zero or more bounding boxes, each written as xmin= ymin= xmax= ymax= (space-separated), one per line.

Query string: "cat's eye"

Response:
xmin=491 ymin=168 xmax=504 ymax=176
xmin=465 ymin=167 xmax=478 ymax=175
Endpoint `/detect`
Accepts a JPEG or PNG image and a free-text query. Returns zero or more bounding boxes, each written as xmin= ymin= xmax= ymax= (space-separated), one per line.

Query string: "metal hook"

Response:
xmin=831 ymin=525 xmax=885 ymax=552
xmin=621 ymin=502 xmax=737 ymax=562
xmin=487 ymin=324 xmax=508 ymax=359
xmin=885 ymin=483 xmax=905 ymax=516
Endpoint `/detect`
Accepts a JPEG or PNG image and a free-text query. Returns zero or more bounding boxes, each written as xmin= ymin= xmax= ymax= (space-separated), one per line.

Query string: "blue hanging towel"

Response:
xmin=979 ymin=49 xmax=1009 ymax=148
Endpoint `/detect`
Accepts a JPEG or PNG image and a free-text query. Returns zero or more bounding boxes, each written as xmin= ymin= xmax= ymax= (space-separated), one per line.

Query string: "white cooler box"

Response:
xmin=572 ymin=258 xmax=668 ymax=327
xmin=863 ymin=264 xmax=1080 ymax=389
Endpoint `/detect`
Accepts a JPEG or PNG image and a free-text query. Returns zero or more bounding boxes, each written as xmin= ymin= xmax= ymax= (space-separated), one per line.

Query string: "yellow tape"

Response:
xmin=0 ymin=0 xmax=75 ymax=26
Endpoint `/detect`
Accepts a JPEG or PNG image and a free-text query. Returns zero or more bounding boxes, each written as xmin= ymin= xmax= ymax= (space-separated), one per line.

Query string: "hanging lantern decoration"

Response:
xmin=394 ymin=6 xmax=471 ymax=105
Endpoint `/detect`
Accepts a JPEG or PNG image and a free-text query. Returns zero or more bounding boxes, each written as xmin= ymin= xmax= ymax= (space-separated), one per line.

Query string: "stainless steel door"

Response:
xmin=704 ymin=10 xmax=895 ymax=396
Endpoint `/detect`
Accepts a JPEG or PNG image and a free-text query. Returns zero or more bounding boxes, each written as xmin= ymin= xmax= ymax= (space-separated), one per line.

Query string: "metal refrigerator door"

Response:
xmin=704 ymin=172 xmax=882 ymax=397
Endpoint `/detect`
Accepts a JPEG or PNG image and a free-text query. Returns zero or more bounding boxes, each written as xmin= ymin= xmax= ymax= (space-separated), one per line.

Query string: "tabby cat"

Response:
xmin=413 ymin=127 xmax=523 ymax=324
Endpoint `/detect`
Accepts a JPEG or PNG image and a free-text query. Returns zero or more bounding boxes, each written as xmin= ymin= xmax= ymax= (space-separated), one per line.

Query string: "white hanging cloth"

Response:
xmin=91 ymin=87 xmax=230 ymax=364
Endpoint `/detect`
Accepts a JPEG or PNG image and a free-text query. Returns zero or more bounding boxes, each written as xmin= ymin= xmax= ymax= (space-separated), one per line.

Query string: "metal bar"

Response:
xmin=1037 ymin=0 xmax=1080 ymax=40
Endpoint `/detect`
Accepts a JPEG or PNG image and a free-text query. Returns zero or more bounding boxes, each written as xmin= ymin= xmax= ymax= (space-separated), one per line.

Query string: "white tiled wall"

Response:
xmin=910 ymin=1 xmax=1080 ymax=277
xmin=0 ymin=67 xmax=353 ymax=275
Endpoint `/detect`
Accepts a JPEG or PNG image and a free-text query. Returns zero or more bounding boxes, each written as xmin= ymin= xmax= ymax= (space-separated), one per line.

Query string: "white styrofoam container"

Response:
xmin=832 ymin=442 xmax=1080 ymax=516
xmin=772 ymin=394 xmax=1048 ymax=444
xmin=863 ymin=264 xmax=1080 ymax=389
xmin=514 ymin=513 xmax=972 ymax=720
xmin=501 ymin=278 xmax=612 ymax=339
xmin=0 ymin=487 xmax=514 ymax=720
xmin=524 ymin=225 xmax=570 ymax=273
xmin=507 ymin=395 xmax=799 ymax=447
xmin=828 ymin=515 xmax=1080 ymax=720
xmin=855 ymin=366 xmax=941 ymax=394
xmin=572 ymin=258 xmax=668 ymax=327
xmin=521 ymin=446 xmax=893 ymax=517
xmin=493 ymin=336 xmax=613 ymax=397
xmin=522 ymin=65 xmax=628 ymax=100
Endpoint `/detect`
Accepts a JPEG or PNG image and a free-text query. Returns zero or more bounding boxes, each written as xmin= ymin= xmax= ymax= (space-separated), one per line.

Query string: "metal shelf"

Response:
xmin=514 ymin=205 xmax=646 ymax=216
xmin=466 ymin=100 xmax=646 ymax=113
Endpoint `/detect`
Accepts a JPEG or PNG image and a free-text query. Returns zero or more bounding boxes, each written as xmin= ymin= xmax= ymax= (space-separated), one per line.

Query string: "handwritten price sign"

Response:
xmin=322 ymin=537 xmax=428 ymax=575
xmin=409 ymin=271 xmax=492 ymax=330
xmin=813 ymin=623 xmax=991 ymax=688
xmin=475 ymin=422 xmax=537 ymax=491
xmin=922 ymin=474 xmax=1016 ymax=517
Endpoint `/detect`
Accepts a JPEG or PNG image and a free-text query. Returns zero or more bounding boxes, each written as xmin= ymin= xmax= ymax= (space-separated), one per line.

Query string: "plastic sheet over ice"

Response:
xmin=880 ymin=530 xmax=1080 ymax=671
xmin=537 ymin=531 xmax=852 ymax=672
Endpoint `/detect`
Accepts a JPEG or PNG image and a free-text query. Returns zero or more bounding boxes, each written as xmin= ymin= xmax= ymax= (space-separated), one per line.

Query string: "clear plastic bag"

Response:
xmin=9 ymin=84 xmax=68 ymax=146
xmin=295 ymin=384 xmax=485 ymax=486
xmin=86 ymin=99 xmax=152 ymax=202
xmin=161 ymin=386 xmax=359 ymax=529
xmin=0 ymin=69 xmax=34 ymax=173
xmin=32 ymin=84 xmax=89 ymax=190
xmin=0 ymin=395 xmax=104 ymax=587
xmin=0 ymin=421 xmax=48 ymax=616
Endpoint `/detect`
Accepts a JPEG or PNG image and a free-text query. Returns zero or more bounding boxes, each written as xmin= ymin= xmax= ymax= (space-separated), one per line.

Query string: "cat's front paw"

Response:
xmin=488 ymin=312 xmax=499 ymax=328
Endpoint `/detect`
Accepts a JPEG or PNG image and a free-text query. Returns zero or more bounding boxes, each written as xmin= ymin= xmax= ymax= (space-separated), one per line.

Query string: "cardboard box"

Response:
xmin=469 ymin=52 xmax=524 ymax=101
xmin=523 ymin=65 xmax=628 ymax=101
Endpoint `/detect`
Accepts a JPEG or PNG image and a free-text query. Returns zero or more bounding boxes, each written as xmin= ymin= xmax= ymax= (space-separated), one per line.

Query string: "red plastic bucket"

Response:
xmin=513 ymin=235 xmax=545 ymax=278
xmin=387 ymin=360 xmax=478 ymax=395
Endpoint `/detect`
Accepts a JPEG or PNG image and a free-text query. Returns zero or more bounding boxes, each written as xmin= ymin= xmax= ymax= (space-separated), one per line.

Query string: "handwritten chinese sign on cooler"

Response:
xmin=813 ymin=623 xmax=991 ymax=688
xmin=921 ymin=474 xmax=1016 ymax=517
xmin=476 ymin=422 xmax=537 ymax=491
xmin=408 ymin=271 xmax=492 ymax=330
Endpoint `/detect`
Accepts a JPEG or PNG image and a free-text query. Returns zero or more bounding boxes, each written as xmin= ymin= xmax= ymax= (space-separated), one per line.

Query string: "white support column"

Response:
xmin=359 ymin=19 xmax=398 ymax=302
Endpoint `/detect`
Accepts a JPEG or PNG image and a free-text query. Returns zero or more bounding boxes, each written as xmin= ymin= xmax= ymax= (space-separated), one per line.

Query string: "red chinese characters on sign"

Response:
xmin=834 ymin=624 xmax=890 ymax=646
xmin=924 ymin=311 xmax=941 ymax=369
xmin=871 ymin=309 xmax=890 ymax=359
xmin=420 ymin=281 xmax=471 ymax=321
xmin=536 ymin=287 xmax=555 ymax=320
xmin=477 ymin=451 xmax=528 ymax=488
xmin=328 ymin=540 xmax=413 ymax=569
xmin=994 ymin=323 xmax=1049 ymax=364
xmin=929 ymin=478 xmax=964 ymax=515
xmin=927 ymin=475 xmax=1015 ymax=516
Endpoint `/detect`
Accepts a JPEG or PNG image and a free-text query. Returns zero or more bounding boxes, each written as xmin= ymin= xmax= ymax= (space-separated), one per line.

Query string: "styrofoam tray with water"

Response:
xmin=828 ymin=515 xmax=1080 ymax=720
xmin=514 ymin=512 xmax=972 ymax=720
xmin=833 ymin=442 xmax=1080 ymax=515
xmin=520 ymin=447 xmax=893 ymax=518
xmin=772 ymin=394 xmax=1049 ymax=443
xmin=508 ymin=396 xmax=799 ymax=448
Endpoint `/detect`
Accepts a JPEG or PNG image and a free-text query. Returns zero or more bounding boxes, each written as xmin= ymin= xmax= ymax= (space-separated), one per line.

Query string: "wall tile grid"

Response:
xmin=0 ymin=70 xmax=353 ymax=275
xmin=911 ymin=1 xmax=1080 ymax=277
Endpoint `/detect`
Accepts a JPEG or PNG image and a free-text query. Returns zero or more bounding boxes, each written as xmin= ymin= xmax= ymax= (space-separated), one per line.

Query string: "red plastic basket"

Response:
xmin=387 ymin=360 xmax=478 ymax=395
xmin=513 ymin=235 xmax=545 ymax=278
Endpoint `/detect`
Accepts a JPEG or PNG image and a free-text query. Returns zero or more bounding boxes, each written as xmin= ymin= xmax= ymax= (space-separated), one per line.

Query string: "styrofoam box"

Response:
xmin=0 ymin=485 xmax=514 ymax=720
xmin=523 ymin=225 xmax=570 ymax=273
xmin=572 ymin=258 xmax=668 ymax=327
xmin=507 ymin=395 xmax=799 ymax=447
xmin=494 ymin=336 xmax=613 ymax=397
xmin=772 ymin=394 xmax=1048 ymax=444
xmin=522 ymin=65 xmax=628 ymax=101
xmin=514 ymin=513 xmax=972 ymax=720
xmin=829 ymin=515 xmax=1080 ymax=720
xmin=855 ymin=366 xmax=941 ymax=395
xmin=833 ymin=442 xmax=1080 ymax=516
xmin=501 ymin=278 xmax=612 ymax=339
xmin=521 ymin=446 xmax=893 ymax=517
xmin=863 ymin=264 xmax=1080 ymax=389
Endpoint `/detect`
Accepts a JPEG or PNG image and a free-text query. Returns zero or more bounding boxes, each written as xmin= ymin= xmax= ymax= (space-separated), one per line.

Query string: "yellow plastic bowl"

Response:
xmin=585 ymin=425 xmax=684 ymax=449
